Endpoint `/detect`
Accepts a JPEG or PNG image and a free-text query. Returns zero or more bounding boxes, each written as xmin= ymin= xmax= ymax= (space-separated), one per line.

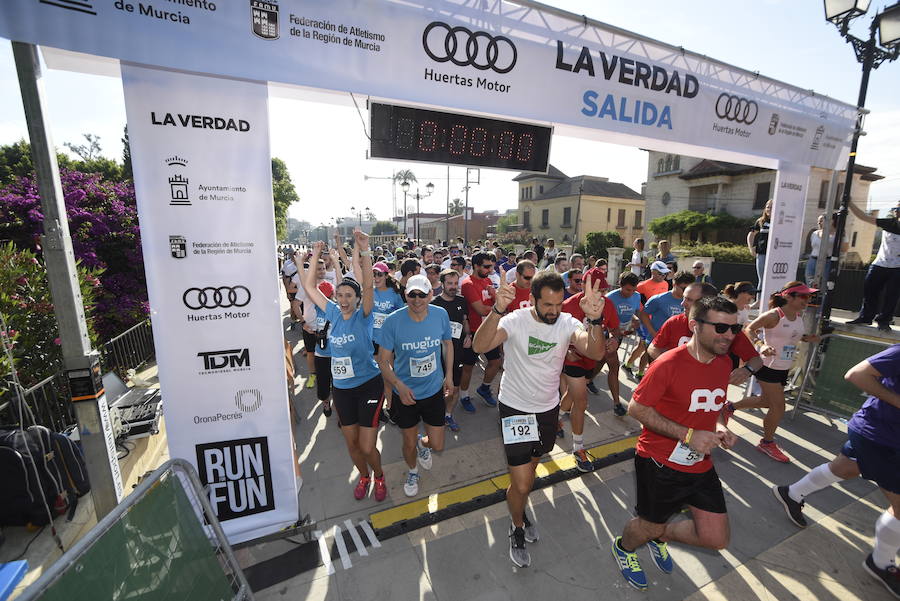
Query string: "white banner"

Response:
xmin=761 ymin=162 xmax=811 ymax=304
xmin=122 ymin=64 xmax=297 ymax=543
xmin=1 ymin=0 xmax=855 ymax=170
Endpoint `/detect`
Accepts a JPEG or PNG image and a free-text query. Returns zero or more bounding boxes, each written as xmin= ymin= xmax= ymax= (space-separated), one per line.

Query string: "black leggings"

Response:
xmin=314 ymin=355 xmax=332 ymax=401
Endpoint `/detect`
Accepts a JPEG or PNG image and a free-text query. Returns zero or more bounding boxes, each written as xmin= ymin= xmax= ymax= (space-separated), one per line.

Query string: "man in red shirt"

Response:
xmin=509 ymin=260 xmax=536 ymax=311
xmin=649 ymin=282 xmax=763 ymax=385
xmin=560 ymin=279 xmax=620 ymax=471
xmin=460 ymin=251 xmax=503 ymax=408
xmin=611 ymin=296 xmax=740 ymax=591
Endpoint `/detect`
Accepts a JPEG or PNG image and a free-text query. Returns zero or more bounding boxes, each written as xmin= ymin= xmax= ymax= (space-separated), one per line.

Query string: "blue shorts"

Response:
xmin=841 ymin=429 xmax=900 ymax=494
xmin=637 ymin=325 xmax=652 ymax=344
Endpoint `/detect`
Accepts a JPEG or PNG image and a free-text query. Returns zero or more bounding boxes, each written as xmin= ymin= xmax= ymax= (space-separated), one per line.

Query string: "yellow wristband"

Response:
xmin=684 ymin=428 xmax=694 ymax=445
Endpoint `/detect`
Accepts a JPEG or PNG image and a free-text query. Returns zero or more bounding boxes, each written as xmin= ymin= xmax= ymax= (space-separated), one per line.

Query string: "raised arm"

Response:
xmin=472 ymin=280 xmax=511 ymax=353
xmin=847 ymin=200 xmax=877 ymax=225
xmin=354 ymin=228 xmax=374 ymax=316
xmin=302 ymin=242 xmax=329 ymax=312
xmin=570 ymin=275 xmax=609 ymax=360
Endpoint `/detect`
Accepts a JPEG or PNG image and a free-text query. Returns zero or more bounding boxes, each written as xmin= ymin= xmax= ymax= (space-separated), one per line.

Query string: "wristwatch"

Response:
xmin=587 ymin=317 xmax=603 ymax=326
xmin=492 ymin=306 xmax=505 ymax=316
xmin=743 ymin=364 xmax=757 ymax=375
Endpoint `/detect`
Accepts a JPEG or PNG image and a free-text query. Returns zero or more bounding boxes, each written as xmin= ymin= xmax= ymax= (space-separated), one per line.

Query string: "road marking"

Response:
xmin=359 ymin=520 xmax=381 ymax=548
xmin=313 ymin=530 xmax=334 ymax=575
xmin=332 ymin=524 xmax=352 ymax=569
xmin=344 ymin=519 xmax=369 ymax=556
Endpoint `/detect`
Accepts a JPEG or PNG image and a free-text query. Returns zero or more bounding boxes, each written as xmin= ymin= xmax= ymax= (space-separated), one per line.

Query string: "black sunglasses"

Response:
xmin=407 ymin=290 xmax=428 ymax=299
xmin=521 ymin=275 xmax=533 ymax=280
xmin=696 ymin=318 xmax=742 ymax=335
xmin=572 ymin=279 xmax=583 ymax=284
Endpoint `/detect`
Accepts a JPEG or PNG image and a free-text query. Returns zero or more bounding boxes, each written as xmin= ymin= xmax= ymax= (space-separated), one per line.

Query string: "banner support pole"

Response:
xmin=11 ymin=42 xmax=122 ymax=519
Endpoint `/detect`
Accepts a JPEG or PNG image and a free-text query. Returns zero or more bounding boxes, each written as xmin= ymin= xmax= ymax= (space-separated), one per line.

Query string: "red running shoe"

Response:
xmin=757 ymin=440 xmax=790 ymax=463
xmin=354 ymin=475 xmax=371 ymax=500
xmin=373 ymin=475 xmax=387 ymax=502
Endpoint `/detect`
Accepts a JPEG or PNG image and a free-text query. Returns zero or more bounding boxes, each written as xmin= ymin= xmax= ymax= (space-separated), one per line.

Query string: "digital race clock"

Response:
xmin=369 ymin=102 xmax=552 ymax=173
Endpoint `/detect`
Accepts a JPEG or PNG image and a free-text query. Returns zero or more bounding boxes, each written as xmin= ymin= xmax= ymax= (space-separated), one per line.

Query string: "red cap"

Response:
xmin=780 ymin=283 xmax=818 ymax=296
xmin=318 ymin=281 xmax=335 ymax=298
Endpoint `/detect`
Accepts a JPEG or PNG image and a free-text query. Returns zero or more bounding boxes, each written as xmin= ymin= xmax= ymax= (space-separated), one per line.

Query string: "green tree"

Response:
xmin=580 ymin=231 xmax=624 ymax=259
xmin=449 ymin=197 xmax=464 ymax=216
xmin=371 ymin=220 xmax=398 ymax=235
xmin=0 ymin=140 xmax=34 ymax=188
xmin=271 ymin=158 xmax=299 ymax=241
xmin=121 ymin=125 xmax=133 ymax=181
xmin=64 ymin=133 xmax=102 ymax=162
xmin=648 ymin=210 xmax=753 ymax=243
xmin=496 ymin=213 xmax=518 ymax=233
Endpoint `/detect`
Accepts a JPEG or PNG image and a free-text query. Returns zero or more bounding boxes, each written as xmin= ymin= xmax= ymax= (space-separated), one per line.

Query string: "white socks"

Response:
xmin=572 ymin=434 xmax=584 ymax=452
xmin=788 ymin=464 xmax=842 ymax=502
xmin=873 ymin=511 xmax=900 ymax=569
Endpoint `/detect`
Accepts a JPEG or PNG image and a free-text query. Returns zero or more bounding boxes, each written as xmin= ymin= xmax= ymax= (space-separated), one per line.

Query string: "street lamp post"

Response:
xmin=820 ymin=0 xmax=900 ymax=327
xmin=401 ymin=181 xmax=434 ymax=244
xmin=462 ymin=168 xmax=480 ymax=245
xmin=350 ymin=205 xmax=370 ymax=230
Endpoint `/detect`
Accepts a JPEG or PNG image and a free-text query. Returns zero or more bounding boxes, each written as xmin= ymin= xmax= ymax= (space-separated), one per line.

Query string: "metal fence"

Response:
xmin=16 ymin=458 xmax=253 ymax=601
xmin=1 ymin=319 xmax=155 ymax=431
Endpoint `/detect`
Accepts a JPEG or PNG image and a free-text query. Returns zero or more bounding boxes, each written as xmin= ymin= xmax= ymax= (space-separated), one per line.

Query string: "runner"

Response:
xmin=509 ymin=260 xmax=536 ymax=311
xmin=302 ymin=232 xmax=387 ymax=502
xmin=378 ymin=274 xmax=453 ymax=497
xmin=431 ymin=268 xmax=470 ymax=430
xmin=722 ymin=281 xmax=758 ymax=325
xmin=725 ymin=281 xmax=820 ymax=463
xmin=634 ymin=270 xmax=694 ymax=371
xmin=298 ymin=257 xmax=336 ymax=417
xmin=559 ymin=286 xmax=620 ymax=470
xmin=624 ymin=261 xmax=671 ymax=380
xmin=460 ymin=251 xmax=503 ymax=409
xmin=371 ymin=261 xmax=405 ymax=411
xmin=611 ymin=296 xmax=740 ymax=591
xmin=473 ymin=271 xmax=608 ymax=568
xmin=604 ymin=272 xmax=644 ymax=410
xmin=772 ymin=345 xmax=900 ymax=598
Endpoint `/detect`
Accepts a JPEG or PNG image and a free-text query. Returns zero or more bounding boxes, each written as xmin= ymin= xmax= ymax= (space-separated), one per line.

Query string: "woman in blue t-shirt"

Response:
xmin=303 ymin=231 xmax=388 ymax=503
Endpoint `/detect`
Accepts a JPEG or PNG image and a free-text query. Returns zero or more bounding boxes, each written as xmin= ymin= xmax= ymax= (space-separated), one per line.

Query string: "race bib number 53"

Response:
xmin=667 ymin=441 xmax=704 ymax=467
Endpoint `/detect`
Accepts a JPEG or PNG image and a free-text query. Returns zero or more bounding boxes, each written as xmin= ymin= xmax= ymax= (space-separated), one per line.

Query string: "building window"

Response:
xmin=852 ymin=231 xmax=858 ymax=247
xmin=607 ymin=207 xmax=612 ymax=222
xmin=562 ymin=207 xmax=572 ymax=227
xmin=835 ymin=182 xmax=844 ymax=204
xmin=539 ymin=185 xmax=544 ymax=194
xmin=634 ymin=210 xmax=642 ymax=228
xmin=818 ymin=180 xmax=829 ymax=209
xmin=617 ymin=209 xmax=626 ymax=227
xmin=657 ymin=158 xmax=664 ymax=173
xmin=541 ymin=208 xmax=549 ymax=228
xmin=665 ymin=155 xmax=673 ymax=171
xmin=523 ymin=211 xmax=530 ymax=230
xmin=661 ymin=192 xmax=670 ymax=206
xmin=673 ymin=156 xmax=680 ymax=170
xmin=753 ymin=182 xmax=771 ymax=211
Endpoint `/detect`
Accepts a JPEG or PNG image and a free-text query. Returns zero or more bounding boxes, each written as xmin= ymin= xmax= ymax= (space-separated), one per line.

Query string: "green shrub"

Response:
xmin=649 ymin=210 xmax=754 ymax=241
xmin=581 ymin=231 xmax=624 ymax=259
xmin=675 ymin=242 xmax=754 ymax=263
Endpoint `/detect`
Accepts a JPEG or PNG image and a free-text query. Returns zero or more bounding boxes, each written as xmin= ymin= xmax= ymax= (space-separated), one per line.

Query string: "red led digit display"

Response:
xmin=370 ymin=102 xmax=551 ymax=173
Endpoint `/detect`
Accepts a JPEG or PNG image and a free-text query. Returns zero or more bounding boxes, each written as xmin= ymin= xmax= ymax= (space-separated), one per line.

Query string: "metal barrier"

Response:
xmin=99 ymin=319 xmax=156 ymax=379
xmin=0 ymin=373 xmax=74 ymax=431
xmin=17 ymin=458 xmax=253 ymax=601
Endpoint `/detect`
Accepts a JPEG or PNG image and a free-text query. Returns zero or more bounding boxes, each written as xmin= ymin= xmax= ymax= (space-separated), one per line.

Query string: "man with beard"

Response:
xmin=611 ymin=296 xmax=740 ymax=591
xmin=473 ymin=271 xmax=607 ymax=568
xmin=431 ymin=269 xmax=471 ymax=429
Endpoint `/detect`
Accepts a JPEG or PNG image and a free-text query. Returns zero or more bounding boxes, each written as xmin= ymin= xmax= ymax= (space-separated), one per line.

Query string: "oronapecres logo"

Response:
xmin=183 ymin=286 xmax=251 ymax=310
xmin=715 ymin=94 xmax=758 ymax=124
xmin=235 ymin=388 xmax=262 ymax=412
xmin=39 ymin=0 xmax=96 ymax=15
xmin=422 ymin=21 xmax=517 ymax=74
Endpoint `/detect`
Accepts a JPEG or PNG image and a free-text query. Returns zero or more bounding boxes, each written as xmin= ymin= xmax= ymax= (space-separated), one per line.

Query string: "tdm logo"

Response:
xmin=422 ymin=21 xmax=517 ymax=74
xmin=772 ymin=262 xmax=789 ymax=275
xmin=197 ymin=348 xmax=250 ymax=374
xmin=39 ymin=0 xmax=96 ymax=15
xmin=196 ymin=436 xmax=274 ymax=521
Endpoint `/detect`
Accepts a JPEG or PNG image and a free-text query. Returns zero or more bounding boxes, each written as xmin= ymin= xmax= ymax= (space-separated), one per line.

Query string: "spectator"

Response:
xmin=532 ymin=238 xmax=545 ymax=265
xmin=655 ymin=240 xmax=677 ymax=275
xmin=748 ymin=199 xmax=773 ymax=287
xmin=805 ymin=213 xmax=837 ymax=287
xmin=847 ymin=200 xmax=900 ymax=331
xmin=692 ymin=260 xmax=712 ymax=284
xmin=544 ymin=238 xmax=558 ymax=267
xmin=627 ymin=238 xmax=648 ymax=277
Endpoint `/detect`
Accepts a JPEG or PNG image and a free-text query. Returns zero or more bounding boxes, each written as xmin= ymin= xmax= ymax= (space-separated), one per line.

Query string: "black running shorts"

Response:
xmin=332 ymin=374 xmax=384 ymax=428
xmin=499 ymin=402 xmax=559 ymax=467
xmin=390 ymin=389 xmax=445 ymax=429
xmin=756 ymin=366 xmax=789 ymax=386
xmin=460 ymin=345 xmax=502 ymax=365
xmin=302 ymin=329 xmax=317 ymax=354
xmin=633 ymin=454 xmax=727 ymax=524
xmin=313 ymin=355 xmax=332 ymax=401
xmin=562 ymin=364 xmax=591 ymax=378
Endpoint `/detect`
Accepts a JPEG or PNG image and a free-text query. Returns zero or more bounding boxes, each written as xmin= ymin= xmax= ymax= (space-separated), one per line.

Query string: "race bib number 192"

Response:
xmin=501 ymin=414 xmax=539 ymax=445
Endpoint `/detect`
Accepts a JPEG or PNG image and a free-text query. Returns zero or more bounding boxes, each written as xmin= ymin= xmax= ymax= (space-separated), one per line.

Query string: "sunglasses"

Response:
xmin=407 ymin=291 xmax=428 ymax=299
xmin=521 ymin=275 xmax=533 ymax=280
xmin=479 ymin=264 xmax=495 ymax=270
xmin=696 ymin=318 xmax=742 ymax=335
xmin=572 ymin=279 xmax=583 ymax=284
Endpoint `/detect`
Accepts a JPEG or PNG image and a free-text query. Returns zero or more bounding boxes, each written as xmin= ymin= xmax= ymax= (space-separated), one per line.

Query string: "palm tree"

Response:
xmin=393 ymin=169 xmax=417 ymax=187
xmin=449 ymin=198 xmax=464 ymax=216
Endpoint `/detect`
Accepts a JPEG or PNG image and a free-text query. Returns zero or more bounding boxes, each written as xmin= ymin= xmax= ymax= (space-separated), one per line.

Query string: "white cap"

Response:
xmin=405 ymin=274 xmax=432 ymax=295
xmin=650 ymin=260 xmax=671 ymax=273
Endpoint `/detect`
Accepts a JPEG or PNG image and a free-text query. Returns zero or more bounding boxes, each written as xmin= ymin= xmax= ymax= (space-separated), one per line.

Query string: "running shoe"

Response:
xmin=322 ymin=402 xmax=332 ymax=418
xmin=772 ymin=485 xmax=807 ymax=528
xmin=403 ymin=471 xmax=420 ymax=497
xmin=757 ymin=440 xmax=790 ymax=463
xmin=573 ymin=449 xmax=594 ymax=472
xmin=508 ymin=524 xmax=531 ymax=568
xmin=647 ymin=539 xmax=673 ymax=574
xmin=459 ymin=396 xmax=476 ymax=413
xmin=635 ymin=371 xmax=645 ymax=382
xmin=417 ymin=434 xmax=433 ymax=470
xmin=305 ymin=373 xmax=317 ymax=389
xmin=556 ymin=420 xmax=565 ymax=439
xmin=878 ymin=322 xmax=892 ymax=332
xmin=621 ymin=364 xmax=635 ymax=379
xmin=721 ymin=401 xmax=735 ymax=426
xmin=353 ymin=475 xmax=371 ymax=500
xmin=846 ymin=317 xmax=871 ymax=325
xmin=863 ymin=553 xmax=900 ymax=599
xmin=477 ymin=383 xmax=498 ymax=407
xmin=587 ymin=380 xmax=600 ymax=394
xmin=613 ymin=402 xmax=627 ymax=417
xmin=373 ymin=475 xmax=387 ymax=502
xmin=611 ymin=536 xmax=647 ymax=591
xmin=444 ymin=414 xmax=460 ymax=432
xmin=522 ymin=512 xmax=539 ymax=543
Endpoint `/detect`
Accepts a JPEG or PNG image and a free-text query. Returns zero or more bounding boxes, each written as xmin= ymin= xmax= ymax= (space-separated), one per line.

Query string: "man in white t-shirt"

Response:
xmin=847 ymin=201 xmax=900 ymax=331
xmin=628 ymin=238 xmax=648 ymax=277
xmin=472 ymin=270 xmax=608 ymax=568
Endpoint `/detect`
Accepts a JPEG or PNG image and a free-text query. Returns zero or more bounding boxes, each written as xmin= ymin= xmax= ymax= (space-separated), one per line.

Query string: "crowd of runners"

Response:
xmin=280 ymin=232 xmax=899 ymax=597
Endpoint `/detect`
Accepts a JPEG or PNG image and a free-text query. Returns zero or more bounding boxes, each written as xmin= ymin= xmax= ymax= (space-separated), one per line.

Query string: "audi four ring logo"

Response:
xmin=183 ymin=286 xmax=251 ymax=310
xmin=772 ymin=263 xmax=789 ymax=275
xmin=422 ymin=21 xmax=517 ymax=74
xmin=715 ymin=93 xmax=758 ymax=124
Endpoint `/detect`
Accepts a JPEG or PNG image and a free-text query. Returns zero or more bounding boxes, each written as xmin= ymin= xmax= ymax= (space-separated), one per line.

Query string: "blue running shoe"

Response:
xmin=611 ymin=537 xmax=647 ymax=591
xmin=477 ymin=384 xmax=497 ymax=407
xmin=460 ymin=396 xmax=476 ymax=413
xmin=444 ymin=414 xmax=460 ymax=432
xmin=647 ymin=539 xmax=673 ymax=574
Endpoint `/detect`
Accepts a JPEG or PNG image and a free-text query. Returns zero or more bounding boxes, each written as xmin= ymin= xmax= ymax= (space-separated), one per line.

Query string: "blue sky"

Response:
xmin=1 ymin=0 xmax=898 ymax=228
